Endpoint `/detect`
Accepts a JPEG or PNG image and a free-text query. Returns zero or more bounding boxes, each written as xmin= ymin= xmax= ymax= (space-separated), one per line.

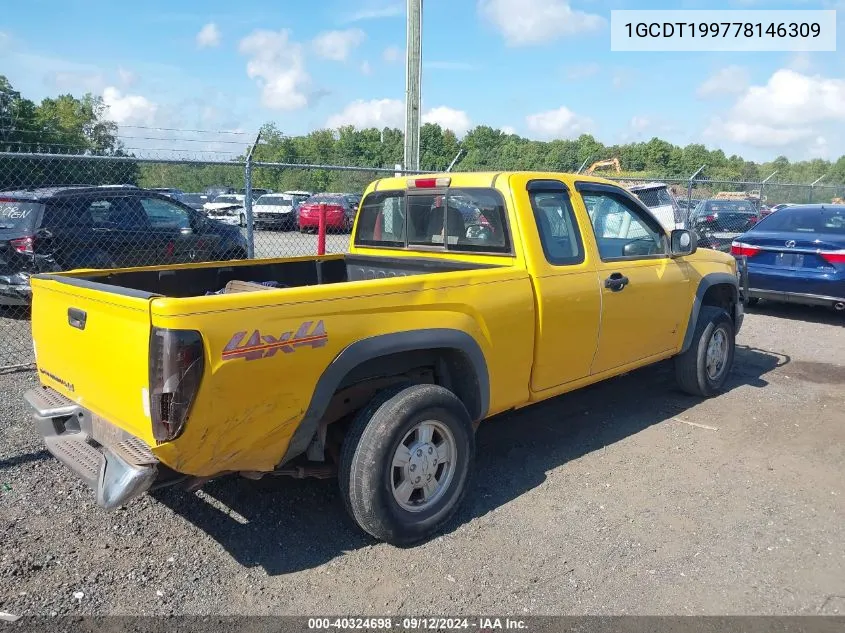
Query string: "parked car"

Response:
xmin=24 ymin=171 xmax=744 ymax=545
xmin=253 ymin=193 xmax=297 ymax=230
xmin=180 ymin=193 xmax=211 ymax=211
xmin=298 ymin=193 xmax=357 ymax=233
xmin=284 ymin=190 xmax=312 ymax=206
xmin=204 ymin=185 xmax=235 ymax=198
xmin=203 ymin=194 xmax=246 ymax=227
xmin=627 ymin=182 xmax=685 ymax=231
xmin=691 ymin=199 xmax=759 ymax=252
xmin=0 ymin=186 xmax=247 ymax=306
xmin=731 ymin=204 xmax=845 ymax=311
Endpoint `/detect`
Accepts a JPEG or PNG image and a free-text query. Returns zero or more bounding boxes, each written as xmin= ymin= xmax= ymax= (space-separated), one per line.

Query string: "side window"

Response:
xmin=529 ymin=189 xmax=584 ymax=266
xmin=42 ymin=198 xmax=98 ymax=230
xmin=581 ymin=190 xmax=666 ymax=260
xmin=139 ymin=197 xmax=192 ymax=230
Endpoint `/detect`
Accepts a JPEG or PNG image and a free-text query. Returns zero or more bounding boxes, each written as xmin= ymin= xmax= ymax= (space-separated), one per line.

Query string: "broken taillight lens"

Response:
xmin=10 ymin=236 xmax=34 ymax=254
xmin=149 ymin=328 xmax=204 ymax=442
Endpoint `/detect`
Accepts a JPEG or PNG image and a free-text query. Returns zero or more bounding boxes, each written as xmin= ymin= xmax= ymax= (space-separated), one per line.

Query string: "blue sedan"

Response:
xmin=730 ymin=204 xmax=845 ymax=312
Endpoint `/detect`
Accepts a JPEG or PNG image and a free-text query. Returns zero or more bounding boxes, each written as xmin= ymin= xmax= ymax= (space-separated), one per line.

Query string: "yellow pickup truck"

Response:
xmin=25 ymin=172 xmax=745 ymax=545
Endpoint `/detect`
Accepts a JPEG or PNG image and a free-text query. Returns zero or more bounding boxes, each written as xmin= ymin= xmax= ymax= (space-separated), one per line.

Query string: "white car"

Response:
xmin=204 ymin=194 xmax=246 ymax=227
xmin=253 ymin=194 xmax=299 ymax=230
xmin=627 ymin=182 xmax=685 ymax=231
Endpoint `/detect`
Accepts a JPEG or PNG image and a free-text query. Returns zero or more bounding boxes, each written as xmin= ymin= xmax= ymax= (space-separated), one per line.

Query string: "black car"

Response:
xmin=691 ymin=199 xmax=759 ymax=251
xmin=0 ymin=186 xmax=248 ymax=306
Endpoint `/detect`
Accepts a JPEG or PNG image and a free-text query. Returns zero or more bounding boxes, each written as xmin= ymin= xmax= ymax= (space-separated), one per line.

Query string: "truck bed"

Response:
xmin=38 ymin=254 xmax=497 ymax=297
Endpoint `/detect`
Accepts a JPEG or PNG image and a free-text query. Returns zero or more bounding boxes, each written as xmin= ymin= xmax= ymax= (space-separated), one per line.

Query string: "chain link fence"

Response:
xmin=0 ymin=151 xmax=411 ymax=373
xmin=1 ymin=151 xmax=844 ymax=373
xmin=609 ymin=172 xmax=845 ymax=253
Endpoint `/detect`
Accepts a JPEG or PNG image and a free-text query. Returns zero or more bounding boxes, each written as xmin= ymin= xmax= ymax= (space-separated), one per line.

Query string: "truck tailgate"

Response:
xmin=30 ymin=276 xmax=155 ymax=444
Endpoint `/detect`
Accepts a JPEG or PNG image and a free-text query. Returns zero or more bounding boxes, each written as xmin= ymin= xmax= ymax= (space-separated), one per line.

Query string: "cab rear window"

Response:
xmin=355 ymin=188 xmax=511 ymax=254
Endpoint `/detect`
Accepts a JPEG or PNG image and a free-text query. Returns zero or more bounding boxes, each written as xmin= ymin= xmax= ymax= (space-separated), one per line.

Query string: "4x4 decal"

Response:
xmin=222 ymin=320 xmax=328 ymax=361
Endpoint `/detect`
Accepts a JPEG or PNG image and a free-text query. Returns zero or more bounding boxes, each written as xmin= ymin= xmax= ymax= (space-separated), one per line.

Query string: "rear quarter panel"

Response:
xmin=150 ymin=265 xmax=535 ymax=476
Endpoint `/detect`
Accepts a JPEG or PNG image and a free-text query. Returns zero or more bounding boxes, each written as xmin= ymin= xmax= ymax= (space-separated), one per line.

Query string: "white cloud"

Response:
xmin=501 ymin=125 xmax=517 ymax=135
xmin=312 ymin=29 xmax=365 ymax=62
xmin=326 ymin=98 xmax=405 ymax=129
xmin=422 ymin=106 xmax=472 ymax=136
xmin=102 ymin=86 xmax=158 ymax=125
xmin=382 ymin=45 xmax=402 ymax=63
xmin=478 ymin=0 xmax=604 ymax=46
xmin=525 ymin=106 xmax=592 ymax=140
xmin=325 ymin=100 xmax=472 ymax=135
xmin=360 ymin=61 xmax=373 ymax=75
xmin=196 ymin=23 xmax=221 ymax=48
xmin=239 ymin=29 xmax=310 ymax=111
xmin=117 ymin=67 xmax=137 ymax=88
xmin=565 ymin=62 xmax=600 ymax=80
xmin=697 ymin=66 xmax=749 ymax=98
xmin=0 ymin=31 xmax=10 ymax=52
xmin=703 ymin=69 xmax=845 ymax=151
xmin=343 ymin=3 xmax=403 ymax=22
xmin=732 ymin=69 xmax=845 ymax=126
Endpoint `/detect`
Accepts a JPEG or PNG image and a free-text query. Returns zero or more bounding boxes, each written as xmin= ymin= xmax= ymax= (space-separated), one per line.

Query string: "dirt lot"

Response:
xmin=1 ymin=302 xmax=843 ymax=616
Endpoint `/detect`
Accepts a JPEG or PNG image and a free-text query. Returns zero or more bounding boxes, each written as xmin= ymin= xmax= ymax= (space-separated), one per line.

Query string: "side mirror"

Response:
xmin=670 ymin=229 xmax=696 ymax=257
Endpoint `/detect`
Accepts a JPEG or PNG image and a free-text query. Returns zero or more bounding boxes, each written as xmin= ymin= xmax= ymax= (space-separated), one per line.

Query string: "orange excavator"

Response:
xmin=584 ymin=158 xmax=621 ymax=175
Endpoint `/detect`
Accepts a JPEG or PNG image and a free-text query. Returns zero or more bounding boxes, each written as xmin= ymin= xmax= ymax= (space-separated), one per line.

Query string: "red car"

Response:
xmin=298 ymin=193 xmax=359 ymax=233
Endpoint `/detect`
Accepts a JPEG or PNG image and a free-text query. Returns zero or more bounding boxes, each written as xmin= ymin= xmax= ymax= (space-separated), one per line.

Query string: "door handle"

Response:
xmin=604 ymin=272 xmax=629 ymax=292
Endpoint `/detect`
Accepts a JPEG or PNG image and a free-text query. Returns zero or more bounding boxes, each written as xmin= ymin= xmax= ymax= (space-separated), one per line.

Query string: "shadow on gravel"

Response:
xmin=747 ymin=300 xmax=845 ymax=327
xmin=0 ymin=448 xmax=50 ymax=470
xmin=155 ymin=345 xmax=786 ymax=576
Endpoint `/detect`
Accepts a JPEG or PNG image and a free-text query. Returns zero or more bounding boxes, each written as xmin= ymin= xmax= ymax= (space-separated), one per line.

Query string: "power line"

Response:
xmin=117 ymin=125 xmax=250 ymax=135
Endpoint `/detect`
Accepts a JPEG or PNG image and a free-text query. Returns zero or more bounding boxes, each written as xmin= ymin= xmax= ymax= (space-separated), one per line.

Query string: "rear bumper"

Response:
xmin=0 ymin=281 xmax=31 ymax=306
xmin=24 ymin=386 xmax=158 ymax=509
xmin=749 ymin=288 xmax=845 ymax=307
xmin=299 ymin=214 xmax=345 ymax=228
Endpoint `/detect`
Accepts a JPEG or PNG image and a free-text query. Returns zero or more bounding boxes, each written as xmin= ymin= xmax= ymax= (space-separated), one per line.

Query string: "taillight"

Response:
xmin=10 ymin=236 xmax=34 ymax=254
xmin=820 ymin=250 xmax=845 ymax=264
xmin=705 ymin=214 xmax=716 ymax=222
xmin=149 ymin=328 xmax=204 ymax=442
xmin=731 ymin=242 xmax=761 ymax=257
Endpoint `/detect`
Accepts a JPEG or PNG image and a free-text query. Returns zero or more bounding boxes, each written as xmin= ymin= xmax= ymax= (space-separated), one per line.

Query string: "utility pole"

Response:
xmin=404 ymin=0 xmax=422 ymax=172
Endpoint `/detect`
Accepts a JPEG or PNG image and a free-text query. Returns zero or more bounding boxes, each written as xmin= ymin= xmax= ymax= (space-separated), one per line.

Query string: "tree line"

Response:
xmin=2 ymin=75 xmax=844 ymax=195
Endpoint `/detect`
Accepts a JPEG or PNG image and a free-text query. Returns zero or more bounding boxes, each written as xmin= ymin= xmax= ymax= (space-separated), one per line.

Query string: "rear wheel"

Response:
xmin=239 ymin=213 xmax=246 ymax=228
xmin=675 ymin=306 xmax=735 ymax=397
xmin=746 ymin=297 xmax=760 ymax=306
xmin=339 ymin=384 xmax=474 ymax=546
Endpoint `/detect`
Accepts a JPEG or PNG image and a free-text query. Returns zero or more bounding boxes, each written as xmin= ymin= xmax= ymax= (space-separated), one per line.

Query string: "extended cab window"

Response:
xmin=582 ymin=190 xmax=666 ymax=260
xmin=529 ymin=188 xmax=584 ymax=266
xmin=355 ymin=188 xmax=511 ymax=254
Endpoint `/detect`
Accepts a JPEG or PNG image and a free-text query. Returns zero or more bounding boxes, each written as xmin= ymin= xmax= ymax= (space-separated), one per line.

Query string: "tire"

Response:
xmin=747 ymin=297 xmax=760 ymax=306
xmin=675 ymin=306 xmax=736 ymax=397
xmin=339 ymin=384 xmax=475 ymax=546
xmin=239 ymin=213 xmax=246 ymax=228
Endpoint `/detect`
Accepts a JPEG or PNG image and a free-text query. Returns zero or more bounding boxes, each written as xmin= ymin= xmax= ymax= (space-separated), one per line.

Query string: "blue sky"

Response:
xmin=1 ymin=0 xmax=843 ymax=162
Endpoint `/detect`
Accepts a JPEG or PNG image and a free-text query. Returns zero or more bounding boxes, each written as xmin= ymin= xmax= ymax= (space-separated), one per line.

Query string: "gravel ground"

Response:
xmin=1 ymin=302 xmax=843 ymax=617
